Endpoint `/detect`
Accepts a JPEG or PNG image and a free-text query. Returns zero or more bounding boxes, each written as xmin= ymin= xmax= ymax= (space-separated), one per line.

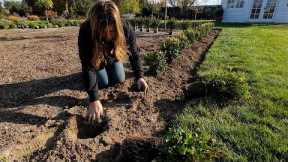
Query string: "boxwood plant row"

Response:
xmin=128 ymin=17 xmax=215 ymax=34
xmin=144 ymin=22 xmax=215 ymax=76
xmin=0 ymin=19 xmax=82 ymax=29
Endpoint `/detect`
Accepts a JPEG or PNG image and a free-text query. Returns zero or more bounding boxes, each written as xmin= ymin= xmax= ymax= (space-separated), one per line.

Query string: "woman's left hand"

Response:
xmin=137 ymin=78 xmax=149 ymax=95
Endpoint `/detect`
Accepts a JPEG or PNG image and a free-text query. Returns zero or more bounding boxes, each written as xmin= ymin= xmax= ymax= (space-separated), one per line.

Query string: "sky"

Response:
xmin=198 ymin=0 xmax=221 ymax=5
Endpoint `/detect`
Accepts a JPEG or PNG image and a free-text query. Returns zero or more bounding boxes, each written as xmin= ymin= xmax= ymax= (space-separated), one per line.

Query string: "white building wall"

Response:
xmin=222 ymin=0 xmax=252 ymax=22
xmin=273 ymin=0 xmax=288 ymax=23
xmin=222 ymin=0 xmax=288 ymax=23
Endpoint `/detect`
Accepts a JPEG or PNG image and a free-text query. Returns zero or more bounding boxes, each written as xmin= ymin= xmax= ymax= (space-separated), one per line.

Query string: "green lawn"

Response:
xmin=163 ymin=25 xmax=288 ymax=161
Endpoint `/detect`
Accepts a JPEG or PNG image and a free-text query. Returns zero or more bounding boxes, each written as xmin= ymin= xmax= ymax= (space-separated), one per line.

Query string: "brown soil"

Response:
xmin=0 ymin=27 xmax=219 ymax=162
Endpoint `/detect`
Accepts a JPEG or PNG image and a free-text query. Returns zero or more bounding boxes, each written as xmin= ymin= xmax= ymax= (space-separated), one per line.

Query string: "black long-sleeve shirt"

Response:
xmin=78 ymin=19 xmax=143 ymax=102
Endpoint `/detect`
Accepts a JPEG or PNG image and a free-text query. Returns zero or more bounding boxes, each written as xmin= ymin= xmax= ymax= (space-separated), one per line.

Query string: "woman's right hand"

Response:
xmin=86 ymin=100 xmax=104 ymax=124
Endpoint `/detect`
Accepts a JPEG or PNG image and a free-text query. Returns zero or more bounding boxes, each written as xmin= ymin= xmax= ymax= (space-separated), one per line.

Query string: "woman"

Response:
xmin=78 ymin=0 xmax=148 ymax=124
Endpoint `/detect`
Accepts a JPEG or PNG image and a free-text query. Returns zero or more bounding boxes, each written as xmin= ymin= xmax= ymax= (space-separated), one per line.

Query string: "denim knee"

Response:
xmin=96 ymin=68 xmax=109 ymax=89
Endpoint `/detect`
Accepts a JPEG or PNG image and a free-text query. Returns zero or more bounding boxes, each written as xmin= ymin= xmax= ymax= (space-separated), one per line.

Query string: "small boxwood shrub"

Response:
xmin=136 ymin=17 xmax=145 ymax=31
xmin=179 ymin=20 xmax=190 ymax=30
xmin=47 ymin=23 xmax=54 ymax=28
xmin=198 ymin=22 xmax=214 ymax=38
xmin=174 ymin=32 xmax=190 ymax=49
xmin=150 ymin=17 xmax=160 ymax=33
xmin=0 ymin=19 xmax=12 ymax=29
xmin=50 ymin=19 xmax=65 ymax=27
xmin=161 ymin=126 xmax=231 ymax=162
xmin=28 ymin=21 xmax=40 ymax=29
xmin=144 ymin=51 xmax=167 ymax=75
xmin=64 ymin=20 xmax=80 ymax=26
xmin=201 ymin=69 xmax=251 ymax=102
xmin=160 ymin=37 xmax=182 ymax=63
xmin=166 ymin=18 xmax=176 ymax=35
xmin=28 ymin=21 xmax=47 ymax=29
xmin=183 ymin=29 xmax=197 ymax=43
xmin=16 ymin=20 xmax=29 ymax=28
xmin=143 ymin=17 xmax=152 ymax=32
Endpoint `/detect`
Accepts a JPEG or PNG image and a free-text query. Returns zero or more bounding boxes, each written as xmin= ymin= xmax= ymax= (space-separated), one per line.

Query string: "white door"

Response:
xmin=249 ymin=0 xmax=278 ymax=22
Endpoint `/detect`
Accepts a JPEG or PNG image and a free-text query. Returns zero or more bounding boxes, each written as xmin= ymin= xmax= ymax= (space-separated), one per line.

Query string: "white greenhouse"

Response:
xmin=221 ymin=0 xmax=288 ymax=23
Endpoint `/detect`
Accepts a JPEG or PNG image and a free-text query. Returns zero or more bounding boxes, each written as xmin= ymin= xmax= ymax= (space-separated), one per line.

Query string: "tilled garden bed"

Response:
xmin=0 ymin=27 xmax=220 ymax=161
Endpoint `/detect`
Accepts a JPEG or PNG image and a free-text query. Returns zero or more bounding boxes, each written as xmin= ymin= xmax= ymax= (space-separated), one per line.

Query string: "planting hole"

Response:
xmin=76 ymin=115 xmax=109 ymax=139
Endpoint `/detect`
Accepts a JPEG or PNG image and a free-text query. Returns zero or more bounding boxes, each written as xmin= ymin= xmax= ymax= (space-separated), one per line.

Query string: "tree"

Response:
xmin=148 ymin=0 xmax=165 ymax=17
xmin=119 ymin=0 xmax=140 ymax=14
xmin=4 ymin=1 xmax=31 ymax=16
xmin=139 ymin=0 xmax=164 ymax=17
xmin=168 ymin=0 xmax=197 ymax=8
xmin=69 ymin=0 xmax=92 ymax=17
xmin=168 ymin=0 xmax=198 ymax=19
xmin=36 ymin=0 xmax=53 ymax=21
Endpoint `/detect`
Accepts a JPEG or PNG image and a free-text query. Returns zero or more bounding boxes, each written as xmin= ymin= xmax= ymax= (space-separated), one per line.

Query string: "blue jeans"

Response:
xmin=96 ymin=61 xmax=125 ymax=89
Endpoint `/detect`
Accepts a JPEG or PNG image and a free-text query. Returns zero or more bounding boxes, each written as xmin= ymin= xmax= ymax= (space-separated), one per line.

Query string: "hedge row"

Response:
xmin=0 ymin=19 xmax=81 ymax=29
xmin=144 ymin=22 xmax=215 ymax=75
xmin=128 ymin=17 xmax=215 ymax=33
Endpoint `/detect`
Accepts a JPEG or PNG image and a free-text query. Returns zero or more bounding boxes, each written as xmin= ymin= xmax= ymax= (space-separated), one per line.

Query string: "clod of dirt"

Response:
xmin=76 ymin=115 xmax=109 ymax=139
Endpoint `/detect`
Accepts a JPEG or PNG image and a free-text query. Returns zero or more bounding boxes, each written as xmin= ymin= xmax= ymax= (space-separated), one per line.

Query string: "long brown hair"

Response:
xmin=87 ymin=0 xmax=127 ymax=69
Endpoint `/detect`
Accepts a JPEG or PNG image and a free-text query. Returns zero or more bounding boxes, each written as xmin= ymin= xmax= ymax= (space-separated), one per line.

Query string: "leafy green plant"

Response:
xmin=50 ymin=19 xmax=65 ymax=27
xmin=136 ymin=17 xmax=144 ymax=31
xmin=150 ymin=17 xmax=160 ymax=33
xmin=161 ymin=126 xmax=230 ymax=162
xmin=166 ymin=18 xmax=176 ymax=35
xmin=174 ymin=32 xmax=190 ymax=49
xmin=183 ymin=29 xmax=197 ymax=44
xmin=27 ymin=21 xmax=47 ymax=29
xmin=0 ymin=156 xmax=8 ymax=162
xmin=47 ymin=22 xmax=54 ymax=28
xmin=202 ymin=69 xmax=251 ymax=102
xmin=143 ymin=17 xmax=151 ymax=32
xmin=16 ymin=20 xmax=29 ymax=28
xmin=198 ymin=22 xmax=214 ymax=38
xmin=160 ymin=37 xmax=182 ymax=63
xmin=179 ymin=20 xmax=190 ymax=30
xmin=0 ymin=19 xmax=12 ymax=29
xmin=144 ymin=51 xmax=167 ymax=75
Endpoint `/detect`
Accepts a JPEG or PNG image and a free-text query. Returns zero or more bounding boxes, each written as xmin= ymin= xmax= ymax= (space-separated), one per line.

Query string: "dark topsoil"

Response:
xmin=0 ymin=27 xmax=219 ymax=162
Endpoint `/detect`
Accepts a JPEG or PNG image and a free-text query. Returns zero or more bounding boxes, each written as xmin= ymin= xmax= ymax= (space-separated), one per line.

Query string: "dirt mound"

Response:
xmin=0 ymin=27 xmax=219 ymax=161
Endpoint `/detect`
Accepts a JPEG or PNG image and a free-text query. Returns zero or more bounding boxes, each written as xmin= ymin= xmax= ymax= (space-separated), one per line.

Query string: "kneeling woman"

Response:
xmin=78 ymin=0 xmax=148 ymax=123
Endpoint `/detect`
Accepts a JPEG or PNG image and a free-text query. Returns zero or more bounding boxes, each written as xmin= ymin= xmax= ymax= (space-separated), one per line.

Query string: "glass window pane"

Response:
xmin=250 ymin=0 xmax=263 ymax=19
xmin=263 ymin=0 xmax=277 ymax=19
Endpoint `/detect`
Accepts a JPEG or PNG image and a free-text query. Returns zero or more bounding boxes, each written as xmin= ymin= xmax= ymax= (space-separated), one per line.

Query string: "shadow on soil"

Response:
xmin=95 ymin=138 xmax=159 ymax=162
xmin=0 ymin=72 xmax=85 ymax=109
